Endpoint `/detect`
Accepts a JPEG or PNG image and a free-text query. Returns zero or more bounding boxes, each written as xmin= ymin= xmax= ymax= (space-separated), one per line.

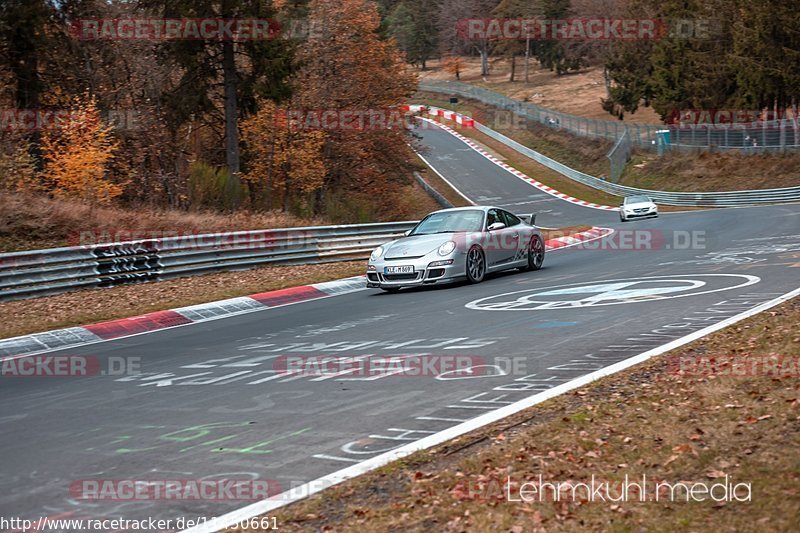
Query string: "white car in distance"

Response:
xmin=620 ymin=195 xmax=658 ymax=222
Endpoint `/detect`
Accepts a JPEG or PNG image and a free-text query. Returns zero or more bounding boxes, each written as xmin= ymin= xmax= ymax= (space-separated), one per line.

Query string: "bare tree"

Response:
xmin=437 ymin=0 xmax=498 ymax=78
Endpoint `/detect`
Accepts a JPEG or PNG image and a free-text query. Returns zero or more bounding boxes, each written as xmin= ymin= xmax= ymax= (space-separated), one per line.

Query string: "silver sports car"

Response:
xmin=366 ymin=206 xmax=545 ymax=292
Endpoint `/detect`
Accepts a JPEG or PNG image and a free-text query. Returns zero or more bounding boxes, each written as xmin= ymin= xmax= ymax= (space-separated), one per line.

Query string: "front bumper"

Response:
xmin=622 ymin=209 xmax=658 ymax=220
xmin=366 ymin=253 xmax=466 ymax=289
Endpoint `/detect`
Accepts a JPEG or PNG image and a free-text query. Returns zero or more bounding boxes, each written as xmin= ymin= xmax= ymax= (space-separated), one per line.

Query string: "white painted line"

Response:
xmin=179 ymin=284 xmax=800 ymax=533
xmin=413 ymin=150 xmax=475 ymax=205
xmin=418 ymin=116 xmax=618 ymax=212
xmin=312 ymin=454 xmax=361 ymax=464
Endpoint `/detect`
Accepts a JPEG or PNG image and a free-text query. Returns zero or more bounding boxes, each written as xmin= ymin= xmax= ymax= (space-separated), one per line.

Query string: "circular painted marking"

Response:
xmin=436 ymin=365 xmax=508 ymax=380
xmin=466 ymin=274 xmax=761 ymax=311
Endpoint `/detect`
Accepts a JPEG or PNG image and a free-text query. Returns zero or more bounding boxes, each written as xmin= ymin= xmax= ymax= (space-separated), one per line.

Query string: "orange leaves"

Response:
xmin=443 ymin=55 xmax=465 ymax=80
xmin=289 ymin=0 xmax=418 ymax=201
xmin=241 ymin=100 xmax=327 ymax=204
xmin=41 ymin=94 xmax=122 ymax=204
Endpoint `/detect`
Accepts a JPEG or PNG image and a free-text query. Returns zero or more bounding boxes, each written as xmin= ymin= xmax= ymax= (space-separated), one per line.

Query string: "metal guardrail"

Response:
xmin=419 ymin=80 xmax=800 ymax=153
xmin=0 ymin=222 xmax=418 ymax=302
xmin=413 ymin=171 xmax=454 ymax=209
xmin=467 ymin=116 xmax=800 ymax=207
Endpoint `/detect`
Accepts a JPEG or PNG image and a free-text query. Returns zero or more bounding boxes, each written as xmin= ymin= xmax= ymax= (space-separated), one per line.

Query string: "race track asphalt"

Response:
xmin=413 ymin=123 xmax=619 ymax=227
xmin=1 ymin=124 xmax=799 ymax=527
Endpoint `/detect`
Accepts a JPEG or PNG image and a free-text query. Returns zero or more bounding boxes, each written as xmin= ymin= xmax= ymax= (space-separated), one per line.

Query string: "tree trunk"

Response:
xmin=480 ymin=42 xmax=489 ymax=77
xmin=524 ymin=35 xmax=530 ymax=83
xmin=222 ymin=39 xmax=241 ymax=176
xmin=509 ymin=54 xmax=516 ymax=82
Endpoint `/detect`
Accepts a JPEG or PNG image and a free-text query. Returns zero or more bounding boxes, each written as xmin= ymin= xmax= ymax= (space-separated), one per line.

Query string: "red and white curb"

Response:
xmin=406 ymin=105 xmax=619 ymax=212
xmin=0 ymin=228 xmax=612 ymax=359
xmin=545 ymin=226 xmax=613 ymax=250
xmin=401 ymin=104 xmax=476 ymax=127
xmin=420 ymin=116 xmax=618 ymax=211
xmin=0 ymin=276 xmax=368 ymax=359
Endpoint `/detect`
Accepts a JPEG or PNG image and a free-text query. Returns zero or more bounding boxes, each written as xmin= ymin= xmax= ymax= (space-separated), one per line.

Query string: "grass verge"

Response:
xmin=413 ymin=156 xmax=473 ymax=208
xmin=239 ymin=295 xmax=800 ymax=532
xmin=0 ymin=261 xmax=365 ymax=339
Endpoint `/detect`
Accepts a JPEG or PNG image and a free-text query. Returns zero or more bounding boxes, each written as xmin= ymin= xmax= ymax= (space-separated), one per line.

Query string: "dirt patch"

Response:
xmin=0 ymin=193 xmax=324 ymax=253
xmin=623 ymin=151 xmax=800 ymax=192
xmin=420 ymin=58 xmax=662 ymax=124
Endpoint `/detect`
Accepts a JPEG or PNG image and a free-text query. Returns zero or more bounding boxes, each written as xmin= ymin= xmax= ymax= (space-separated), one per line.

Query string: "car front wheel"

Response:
xmin=466 ymin=246 xmax=486 ymax=283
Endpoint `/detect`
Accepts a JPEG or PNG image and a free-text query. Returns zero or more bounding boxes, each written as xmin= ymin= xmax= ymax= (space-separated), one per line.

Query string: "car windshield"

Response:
xmin=410 ymin=210 xmax=485 ymax=235
xmin=625 ymin=195 xmax=651 ymax=204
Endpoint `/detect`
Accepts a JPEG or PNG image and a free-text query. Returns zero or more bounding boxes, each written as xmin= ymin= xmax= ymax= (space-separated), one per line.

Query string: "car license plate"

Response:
xmin=385 ymin=266 xmax=414 ymax=274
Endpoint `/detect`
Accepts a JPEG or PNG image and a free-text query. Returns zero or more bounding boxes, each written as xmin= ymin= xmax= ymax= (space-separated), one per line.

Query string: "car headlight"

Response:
xmin=437 ymin=241 xmax=456 ymax=256
xmin=370 ymin=246 xmax=384 ymax=261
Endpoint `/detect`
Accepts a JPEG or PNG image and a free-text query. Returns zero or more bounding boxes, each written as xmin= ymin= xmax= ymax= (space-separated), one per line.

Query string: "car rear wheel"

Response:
xmin=521 ymin=235 xmax=545 ymax=271
xmin=466 ymin=246 xmax=485 ymax=283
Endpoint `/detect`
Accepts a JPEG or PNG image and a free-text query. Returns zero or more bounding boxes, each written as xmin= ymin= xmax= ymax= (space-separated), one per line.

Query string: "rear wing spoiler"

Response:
xmin=517 ymin=213 xmax=537 ymax=226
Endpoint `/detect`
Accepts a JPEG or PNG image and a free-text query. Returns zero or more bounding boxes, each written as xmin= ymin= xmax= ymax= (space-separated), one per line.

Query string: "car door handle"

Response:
xmin=512 ymin=233 xmax=519 ymax=239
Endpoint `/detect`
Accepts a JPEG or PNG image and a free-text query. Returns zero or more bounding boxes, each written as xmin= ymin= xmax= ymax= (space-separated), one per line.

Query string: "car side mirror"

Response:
xmin=488 ymin=222 xmax=506 ymax=231
xmin=403 ymin=230 xmax=411 ymax=236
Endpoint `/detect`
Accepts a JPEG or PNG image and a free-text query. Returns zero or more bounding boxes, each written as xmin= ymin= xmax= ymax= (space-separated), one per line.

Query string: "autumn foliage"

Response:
xmin=40 ymin=95 xmax=122 ymax=205
xmin=241 ymin=100 xmax=326 ymax=211
xmin=443 ymin=55 xmax=465 ymax=80
xmin=291 ymin=0 xmax=418 ymax=201
xmin=0 ymin=0 xmax=422 ymax=221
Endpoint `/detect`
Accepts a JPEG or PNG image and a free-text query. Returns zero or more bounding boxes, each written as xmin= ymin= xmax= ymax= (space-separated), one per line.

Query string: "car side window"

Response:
xmin=501 ymin=210 xmax=521 ymax=227
xmin=486 ymin=209 xmax=501 ymax=229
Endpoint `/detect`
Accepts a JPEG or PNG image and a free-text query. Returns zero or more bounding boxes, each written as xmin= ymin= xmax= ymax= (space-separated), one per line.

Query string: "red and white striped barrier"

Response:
xmin=425 ymin=106 xmax=475 ymax=128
